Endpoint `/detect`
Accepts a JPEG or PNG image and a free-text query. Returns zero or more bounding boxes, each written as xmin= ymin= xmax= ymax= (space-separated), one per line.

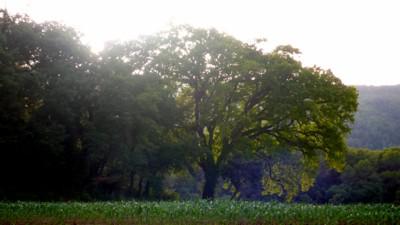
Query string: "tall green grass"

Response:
xmin=0 ymin=200 xmax=399 ymax=224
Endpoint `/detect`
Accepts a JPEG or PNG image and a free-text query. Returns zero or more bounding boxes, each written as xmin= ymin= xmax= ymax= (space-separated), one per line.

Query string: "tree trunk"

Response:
xmin=143 ymin=180 xmax=150 ymax=198
xmin=128 ymin=171 xmax=135 ymax=196
xmin=201 ymin=162 xmax=219 ymax=199
xmin=136 ymin=176 xmax=143 ymax=198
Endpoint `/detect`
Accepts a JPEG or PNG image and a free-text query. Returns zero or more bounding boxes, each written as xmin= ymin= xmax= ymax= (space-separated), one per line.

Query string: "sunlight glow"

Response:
xmin=2 ymin=0 xmax=400 ymax=85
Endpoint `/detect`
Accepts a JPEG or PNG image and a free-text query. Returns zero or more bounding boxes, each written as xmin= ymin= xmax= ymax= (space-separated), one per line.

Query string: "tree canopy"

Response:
xmin=0 ymin=11 xmax=359 ymax=200
xmin=0 ymin=10 xmax=188 ymax=200
xmin=109 ymin=25 xmax=358 ymax=198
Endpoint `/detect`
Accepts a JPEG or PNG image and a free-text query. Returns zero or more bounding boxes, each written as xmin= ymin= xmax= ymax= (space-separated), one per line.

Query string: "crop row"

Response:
xmin=0 ymin=200 xmax=399 ymax=224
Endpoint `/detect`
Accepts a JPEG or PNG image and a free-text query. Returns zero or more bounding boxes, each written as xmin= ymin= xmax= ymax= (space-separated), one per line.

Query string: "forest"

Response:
xmin=348 ymin=85 xmax=400 ymax=149
xmin=0 ymin=10 xmax=399 ymax=205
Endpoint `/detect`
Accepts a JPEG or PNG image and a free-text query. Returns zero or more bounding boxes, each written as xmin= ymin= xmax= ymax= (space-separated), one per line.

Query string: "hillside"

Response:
xmin=348 ymin=85 xmax=400 ymax=149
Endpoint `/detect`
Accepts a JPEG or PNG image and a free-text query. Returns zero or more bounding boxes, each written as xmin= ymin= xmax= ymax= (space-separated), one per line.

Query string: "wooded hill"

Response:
xmin=348 ymin=85 xmax=400 ymax=149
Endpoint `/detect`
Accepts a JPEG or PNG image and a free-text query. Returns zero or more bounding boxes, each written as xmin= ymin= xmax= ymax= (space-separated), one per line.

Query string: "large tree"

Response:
xmin=121 ymin=26 xmax=358 ymax=198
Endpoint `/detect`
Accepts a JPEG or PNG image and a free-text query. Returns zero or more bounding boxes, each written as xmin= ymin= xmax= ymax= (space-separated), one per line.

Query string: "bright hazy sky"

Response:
xmin=2 ymin=0 xmax=400 ymax=85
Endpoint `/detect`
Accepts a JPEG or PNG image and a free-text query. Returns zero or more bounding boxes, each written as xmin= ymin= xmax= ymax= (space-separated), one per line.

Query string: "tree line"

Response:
xmin=215 ymin=147 xmax=400 ymax=204
xmin=1 ymin=10 xmax=361 ymax=201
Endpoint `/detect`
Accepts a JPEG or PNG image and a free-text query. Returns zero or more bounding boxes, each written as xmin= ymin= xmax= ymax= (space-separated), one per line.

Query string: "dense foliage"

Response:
xmin=6 ymin=10 xmax=399 ymax=204
xmin=0 ymin=10 xmax=191 ymax=200
xmin=299 ymin=147 xmax=400 ymax=204
xmin=348 ymin=85 xmax=400 ymax=149
xmin=119 ymin=25 xmax=357 ymax=199
xmin=1 ymin=201 xmax=399 ymax=225
xmin=186 ymin=147 xmax=400 ymax=204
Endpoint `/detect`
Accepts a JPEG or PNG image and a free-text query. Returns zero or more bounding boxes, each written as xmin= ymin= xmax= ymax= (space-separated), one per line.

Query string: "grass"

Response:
xmin=0 ymin=200 xmax=399 ymax=225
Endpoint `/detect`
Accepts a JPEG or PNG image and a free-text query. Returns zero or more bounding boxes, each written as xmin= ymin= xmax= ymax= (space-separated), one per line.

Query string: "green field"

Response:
xmin=0 ymin=200 xmax=399 ymax=225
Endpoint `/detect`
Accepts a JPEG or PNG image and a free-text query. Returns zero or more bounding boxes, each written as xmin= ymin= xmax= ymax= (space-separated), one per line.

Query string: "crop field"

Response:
xmin=0 ymin=200 xmax=399 ymax=225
